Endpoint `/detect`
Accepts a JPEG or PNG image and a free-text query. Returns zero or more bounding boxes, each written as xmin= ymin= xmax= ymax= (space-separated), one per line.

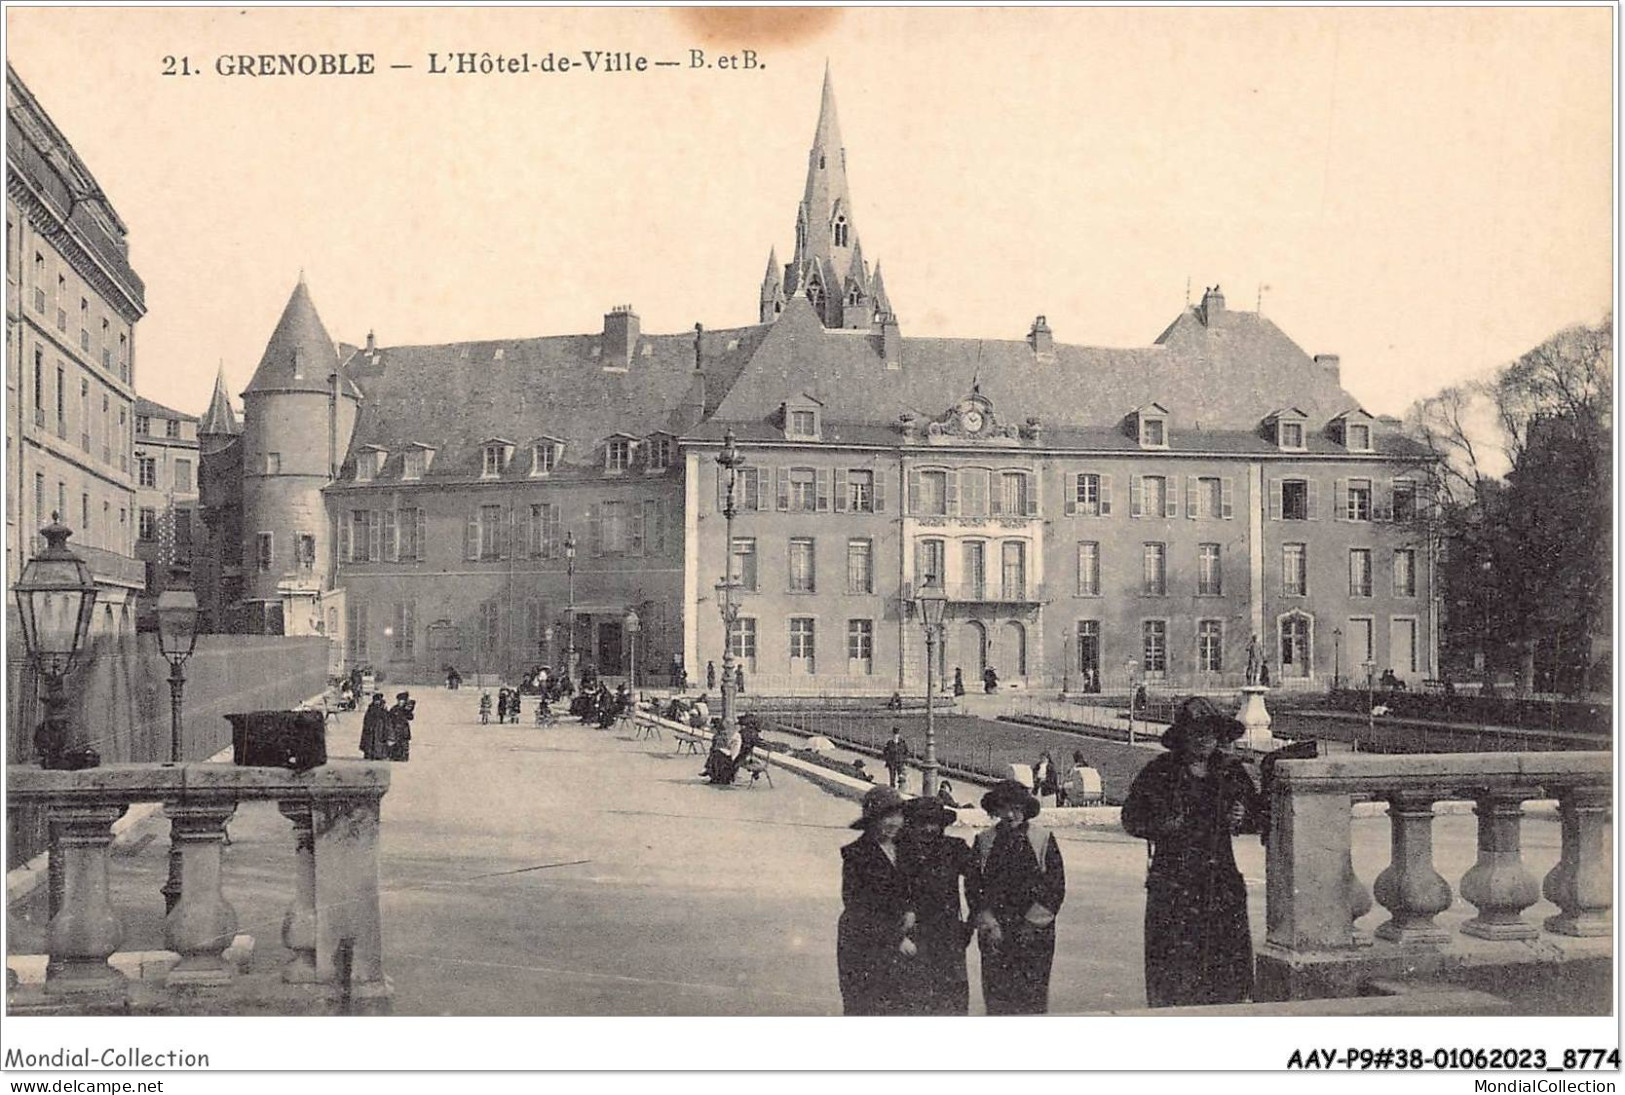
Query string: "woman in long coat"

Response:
xmin=359 ymin=694 xmax=389 ymax=760
xmin=837 ymin=787 xmax=917 ymax=1015
xmin=899 ymin=797 xmax=972 ymax=1015
xmin=1121 ymin=697 xmax=1262 ymax=1007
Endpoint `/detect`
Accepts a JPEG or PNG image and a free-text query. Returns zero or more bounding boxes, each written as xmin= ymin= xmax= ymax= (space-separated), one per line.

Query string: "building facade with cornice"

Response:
xmin=202 ymin=70 xmax=1437 ymax=694
xmin=5 ymin=64 xmax=146 ymax=629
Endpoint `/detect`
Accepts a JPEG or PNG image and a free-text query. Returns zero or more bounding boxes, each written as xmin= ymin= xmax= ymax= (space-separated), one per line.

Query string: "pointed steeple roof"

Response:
xmin=199 ymin=362 xmax=240 ymax=436
xmin=243 ymin=277 xmax=340 ymax=395
xmin=762 ymin=247 xmax=782 ymax=289
xmin=846 ymin=239 xmax=869 ymax=291
xmin=810 ymin=62 xmax=844 ymax=167
xmin=870 ymin=262 xmax=891 ymax=316
xmin=794 ymin=66 xmax=860 ymax=292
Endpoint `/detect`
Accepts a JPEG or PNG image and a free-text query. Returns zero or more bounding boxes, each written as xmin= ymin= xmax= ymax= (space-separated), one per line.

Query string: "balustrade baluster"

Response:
xmin=1346 ymin=848 xmax=1373 ymax=927
xmin=163 ymin=797 xmax=240 ymax=989
xmin=1543 ymin=786 xmax=1612 ymax=937
xmin=1459 ymin=789 xmax=1540 ymax=940
xmin=45 ymin=802 xmax=127 ymax=996
xmin=278 ymin=799 xmax=320 ymax=983
xmin=1371 ymin=792 xmax=1452 ymax=944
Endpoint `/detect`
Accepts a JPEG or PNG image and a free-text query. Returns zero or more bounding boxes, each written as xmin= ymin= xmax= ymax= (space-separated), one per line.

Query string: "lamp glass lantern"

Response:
xmin=915 ymin=577 xmax=948 ymax=631
xmin=15 ymin=518 xmax=99 ymax=678
xmin=156 ymin=588 xmax=200 ymax=663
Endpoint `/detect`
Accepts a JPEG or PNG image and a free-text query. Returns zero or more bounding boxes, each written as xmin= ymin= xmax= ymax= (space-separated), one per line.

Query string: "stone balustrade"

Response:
xmin=7 ymin=761 xmax=390 ymax=1008
xmin=1258 ymin=750 xmax=1611 ymax=1003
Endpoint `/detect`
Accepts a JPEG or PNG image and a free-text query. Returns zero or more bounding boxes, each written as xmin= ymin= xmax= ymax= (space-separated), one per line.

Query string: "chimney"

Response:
xmin=1314 ymin=354 xmax=1341 ymax=383
xmin=876 ymin=310 xmax=902 ymax=370
xmin=1201 ymin=285 xmax=1226 ymax=326
xmin=1028 ymin=314 xmax=1054 ymax=359
xmin=676 ymin=323 xmax=707 ymax=432
xmin=365 ymin=330 xmax=376 ymax=354
xmin=602 ymin=305 xmax=640 ymax=369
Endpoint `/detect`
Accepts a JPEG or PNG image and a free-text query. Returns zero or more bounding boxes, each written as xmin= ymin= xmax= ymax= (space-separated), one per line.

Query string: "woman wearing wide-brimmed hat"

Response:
xmin=899 ymin=796 xmax=972 ymax=1015
xmin=965 ymin=779 xmax=1066 ymax=1014
xmin=837 ymin=786 xmax=918 ymax=1015
xmin=1121 ymin=696 xmax=1262 ymax=1007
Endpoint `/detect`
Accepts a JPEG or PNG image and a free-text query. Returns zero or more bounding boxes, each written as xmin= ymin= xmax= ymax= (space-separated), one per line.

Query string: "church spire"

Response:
xmin=759 ymin=246 xmax=785 ymax=323
xmin=793 ymin=66 xmax=862 ymax=326
xmin=199 ymin=361 xmax=240 ymax=436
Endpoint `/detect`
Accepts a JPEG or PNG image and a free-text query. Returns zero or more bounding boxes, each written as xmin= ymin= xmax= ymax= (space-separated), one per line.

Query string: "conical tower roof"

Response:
xmin=199 ymin=362 xmax=240 ymax=435
xmin=243 ymin=275 xmax=341 ymax=395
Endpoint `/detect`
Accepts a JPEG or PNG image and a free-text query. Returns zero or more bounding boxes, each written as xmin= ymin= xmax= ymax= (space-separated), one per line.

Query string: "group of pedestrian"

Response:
xmin=701 ymin=713 xmax=763 ymax=786
xmin=836 ymin=694 xmax=1263 ymax=1015
xmin=838 ymin=779 xmax=1064 ymax=1015
xmin=359 ymin=691 xmax=414 ymax=761
xmin=703 ymin=659 xmax=747 ymax=695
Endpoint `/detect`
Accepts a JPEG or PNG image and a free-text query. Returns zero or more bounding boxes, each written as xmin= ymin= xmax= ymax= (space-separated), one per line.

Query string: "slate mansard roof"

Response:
xmin=336 ymin=323 xmax=770 ymax=482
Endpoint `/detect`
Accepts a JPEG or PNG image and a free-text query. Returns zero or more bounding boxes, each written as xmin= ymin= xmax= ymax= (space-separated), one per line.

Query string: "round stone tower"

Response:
xmin=239 ymin=276 xmax=359 ymax=623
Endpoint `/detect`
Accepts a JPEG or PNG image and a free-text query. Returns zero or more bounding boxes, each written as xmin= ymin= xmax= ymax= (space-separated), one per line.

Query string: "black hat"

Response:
xmin=902 ymin=797 xmax=958 ymax=827
xmin=849 ymin=786 xmax=906 ymax=830
xmin=1161 ymin=696 xmax=1245 ymax=750
xmin=981 ymin=779 xmax=1040 ymax=820
xmin=396 ymin=692 xmax=410 ymax=702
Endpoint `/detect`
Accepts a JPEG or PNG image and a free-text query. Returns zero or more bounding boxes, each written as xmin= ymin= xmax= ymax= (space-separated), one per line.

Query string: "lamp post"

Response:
xmin=542 ymin=625 xmax=554 ymax=667
xmin=1125 ymin=657 xmax=1140 ymax=746
xmin=1332 ymin=627 xmax=1343 ymax=693
xmin=624 ymin=609 xmax=640 ymax=692
xmin=1363 ymin=659 xmax=1378 ymax=744
xmin=156 ymin=584 xmax=199 ymax=914
xmin=715 ymin=429 xmax=748 ymax=740
xmin=14 ymin=515 xmax=100 ymax=770
xmin=563 ymin=530 xmax=577 ymax=684
xmin=916 ymin=578 xmax=948 ymax=798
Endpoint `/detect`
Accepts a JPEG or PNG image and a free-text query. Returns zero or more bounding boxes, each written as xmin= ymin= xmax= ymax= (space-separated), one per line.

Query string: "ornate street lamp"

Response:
xmin=563 ymin=530 xmax=577 ymax=683
xmin=623 ymin=609 xmax=640 ymax=692
xmin=1363 ymin=659 xmax=1378 ymax=746
xmin=715 ymin=428 xmax=747 ymax=740
xmin=156 ymin=583 xmax=199 ymax=913
xmin=14 ymin=515 xmax=99 ymax=769
xmin=916 ymin=577 xmax=949 ymax=798
xmin=1332 ymin=627 xmax=1343 ymax=692
xmin=1125 ymin=657 xmax=1140 ymax=746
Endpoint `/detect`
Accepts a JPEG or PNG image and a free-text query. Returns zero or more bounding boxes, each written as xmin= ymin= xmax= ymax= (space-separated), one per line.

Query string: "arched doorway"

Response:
xmin=999 ymin=621 xmax=1027 ymax=682
xmin=958 ymin=621 xmax=987 ymax=683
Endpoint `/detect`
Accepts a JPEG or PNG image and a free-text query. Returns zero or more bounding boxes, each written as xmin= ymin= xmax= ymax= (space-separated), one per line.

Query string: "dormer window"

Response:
xmin=403 ymin=449 xmax=428 ymax=481
xmin=807 ymin=281 xmax=825 ymax=307
xmin=783 ymin=397 xmax=823 ymax=441
xmin=607 ymin=439 xmax=633 ymax=473
xmin=531 ymin=442 xmax=559 ymax=476
xmin=791 ymin=411 xmax=817 ymax=437
xmin=356 ymin=449 xmax=384 ymax=482
xmin=482 ymin=444 xmax=507 ymax=478
xmin=1269 ymin=409 xmax=1310 ymax=451
xmin=1280 ymin=422 xmax=1304 ymax=449
xmin=1329 ymin=409 xmax=1377 ymax=452
xmin=1140 ymin=417 xmax=1166 ymax=448
xmin=1346 ymin=424 xmax=1372 ymax=452
xmin=646 ymin=437 xmax=672 ymax=470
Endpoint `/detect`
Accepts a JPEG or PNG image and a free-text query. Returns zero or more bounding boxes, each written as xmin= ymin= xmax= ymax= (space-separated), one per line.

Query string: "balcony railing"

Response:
xmin=1257 ymin=750 xmax=1611 ymax=1001
xmin=903 ymin=580 xmax=1046 ymax=605
xmin=7 ymin=761 xmax=391 ymax=1009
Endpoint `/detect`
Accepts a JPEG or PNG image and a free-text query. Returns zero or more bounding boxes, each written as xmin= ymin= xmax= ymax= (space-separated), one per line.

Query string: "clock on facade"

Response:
xmin=961 ymin=408 xmax=984 ymax=433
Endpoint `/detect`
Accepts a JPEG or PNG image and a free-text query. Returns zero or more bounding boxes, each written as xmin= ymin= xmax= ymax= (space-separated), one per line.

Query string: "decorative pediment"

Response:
xmin=1328 ymin=407 xmax=1378 ymax=451
xmin=923 ymin=389 xmax=1021 ymax=445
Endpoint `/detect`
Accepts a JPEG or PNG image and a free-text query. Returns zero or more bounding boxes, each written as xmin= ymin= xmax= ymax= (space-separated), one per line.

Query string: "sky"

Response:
xmin=6 ymin=7 xmax=1613 ymax=424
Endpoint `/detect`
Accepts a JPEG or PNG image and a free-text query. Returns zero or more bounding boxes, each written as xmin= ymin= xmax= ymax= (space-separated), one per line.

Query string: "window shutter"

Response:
xmin=716 ymin=464 xmax=726 ymax=510
xmin=496 ymin=508 xmax=510 ymax=560
xmin=1099 ymin=474 xmax=1112 ymax=516
xmin=1065 ymin=474 xmax=1078 ymax=517
xmin=1186 ymin=476 xmax=1199 ymax=519
xmin=651 ymin=500 xmax=666 ymax=554
xmin=1164 ymin=481 xmax=1178 ymax=519
xmin=383 ymin=509 xmax=398 ymax=562
xmin=1269 ymin=479 xmax=1283 ymax=520
xmin=521 ymin=505 xmax=534 ymax=557
xmin=590 ymin=503 xmax=603 ymax=556
xmin=1024 ymin=474 xmax=1038 ymax=516
xmin=834 ymin=469 xmax=848 ymax=512
xmin=368 ymin=512 xmax=381 ymax=562
xmin=816 ymin=468 xmax=831 ymax=512
xmin=1375 ymin=482 xmax=1393 ymax=522
xmin=1130 ymin=475 xmax=1144 ymax=518
xmin=946 ymin=470 xmax=960 ymax=516
xmin=631 ymin=503 xmax=646 ymax=555
xmin=339 ymin=517 xmax=351 ymax=563
xmin=1335 ymin=478 xmax=1348 ymax=521
xmin=416 ymin=509 xmax=427 ymax=559
xmin=464 ymin=512 xmax=479 ymax=561
xmin=755 ymin=467 xmax=770 ymax=511
xmin=907 ymin=470 xmax=920 ymax=515
xmin=775 ymin=467 xmax=789 ymax=511
xmin=873 ymin=471 xmax=886 ymax=513
xmin=1221 ymin=477 xmax=1235 ymax=519
xmin=1306 ymin=480 xmax=1320 ymax=521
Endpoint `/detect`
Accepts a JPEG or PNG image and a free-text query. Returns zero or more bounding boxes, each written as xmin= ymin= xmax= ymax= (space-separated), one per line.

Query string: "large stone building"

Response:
xmin=131 ymin=396 xmax=201 ymax=626
xmin=5 ymin=64 xmax=146 ymax=628
xmin=201 ymin=71 xmax=1437 ymax=694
